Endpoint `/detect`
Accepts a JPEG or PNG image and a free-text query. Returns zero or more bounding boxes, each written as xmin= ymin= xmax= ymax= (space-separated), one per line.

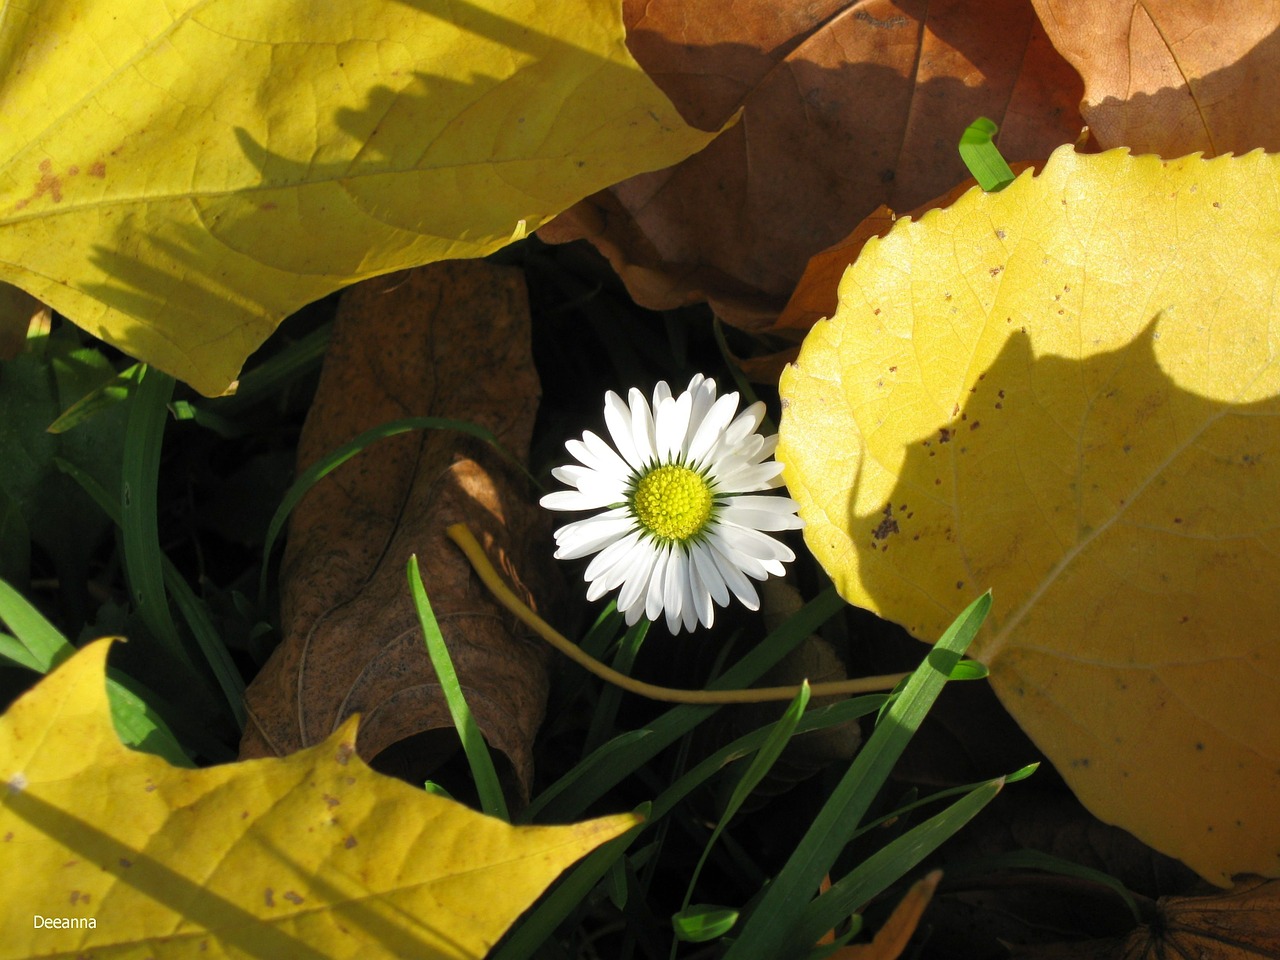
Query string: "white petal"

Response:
xmin=707 ymin=537 xmax=760 ymax=610
xmin=652 ymin=380 xmax=673 ymax=408
xmin=683 ymin=375 xmax=719 ymax=453
xmin=541 ymin=489 xmax=618 ymax=511
xmin=587 ymin=545 xmax=650 ymax=601
xmin=623 ymin=598 xmax=647 ymax=625
xmin=714 ymin=433 xmax=772 ymax=469
xmin=569 ymin=432 xmax=633 ymax=481
xmin=691 ymin=542 xmax=730 ymax=609
xmin=654 ymin=391 xmax=692 ymax=461
xmin=628 ymin=387 xmax=658 ymax=466
xmin=552 ymin=510 xmax=636 ymax=560
xmin=645 ymin=545 xmax=672 ymax=623
xmin=713 ymin=460 xmax=785 ymax=492
xmin=687 ymin=393 xmax=741 ymax=466
xmin=609 ymin=547 xmax=650 ymax=609
xmin=551 ymin=464 xmax=592 ymax=487
xmin=682 ymin=550 xmax=709 ymax=631
xmin=710 ymin=527 xmax=789 ymax=580
xmin=716 ymin=522 xmax=796 ymax=565
xmin=712 ymin=535 xmax=770 ymax=580
xmin=618 ymin=544 xmax=659 ymax=617
xmin=584 ymin=530 xmax=644 ymax=586
xmin=550 ymin=465 xmax=629 ymax=504
xmin=722 ymin=402 xmax=766 ymax=448
xmin=662 ymin=549 xmax=688 ymax=634
xmin=719 ymin=496 xmax=804 ymax=531
xmin=604 ymin=391 xmax=645 ymax=471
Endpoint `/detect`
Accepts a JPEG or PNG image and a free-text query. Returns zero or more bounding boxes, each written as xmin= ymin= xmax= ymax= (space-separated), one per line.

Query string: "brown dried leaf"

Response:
xmin=918 ymin=787 xmax=1202 ymax=956
xmin=239 ymin=261 xmax=552 ymax=803
xmin=1009 ymin=877 xmax=1280 ymax=960
xmin=829 ymin=870 xmax=942 ymax=960
xmin=1030 ymin=1 xmax=1280 ymax=157
xmin=541 ymin=0 xmax=1085 ymax=331
xmin=0 ymin=282 xmax=47 ymax=360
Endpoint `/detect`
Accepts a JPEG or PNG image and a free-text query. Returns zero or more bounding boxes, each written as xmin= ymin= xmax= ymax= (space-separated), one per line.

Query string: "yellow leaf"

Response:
xmin=0 ymin=0 xmax=717 ymax=396
xmin=778 ymin=146 xmax=1280 ymax=886
xmin=0 ymin=640 xmax=637 ymax=957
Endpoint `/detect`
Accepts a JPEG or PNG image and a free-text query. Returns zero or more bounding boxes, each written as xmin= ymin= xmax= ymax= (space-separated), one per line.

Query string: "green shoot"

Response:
xmin=407 ymin=555 xmax=509 ymax=821
xmin=959 ymin=117 xmax=1016 ymax=191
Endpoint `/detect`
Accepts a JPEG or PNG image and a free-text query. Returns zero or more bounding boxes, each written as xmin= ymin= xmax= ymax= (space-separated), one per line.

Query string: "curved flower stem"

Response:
xmin=446 ymin=523 xmax=908 ymax=704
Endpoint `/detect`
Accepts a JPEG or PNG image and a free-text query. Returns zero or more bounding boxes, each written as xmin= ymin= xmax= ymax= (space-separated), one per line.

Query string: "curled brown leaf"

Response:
xmin=239 ymin=261 xmax=553 ymax=803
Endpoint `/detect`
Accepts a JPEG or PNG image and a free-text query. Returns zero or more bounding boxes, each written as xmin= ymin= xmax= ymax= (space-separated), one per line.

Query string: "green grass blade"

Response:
xmin=535 ymin=586 xmax=847 ymax=822
xmin=0 ymin=485 xmax=30 ymax=588
xmin=166 ymin=566 xmax=247 ymax=728
xmin=0 ymin=576 xmax=74 ymax=671
xmin=168 ymin=400 xmax=244 ymax=438
xmin=672 ymin=906 xmax=739 ymax=943
xmin=206 ymin=322 xmax=331 ymax=416
xmin=721 ymin=680 xmax=810 ymax=819
xmin=944 ymin=849 xmax=1142 ymax=924
xmin=407 ymin=555 xmax=509 ymax=821
xmin=724 ymin=592 xmax=992 ymax=959
xmin=793 ymin=778 xmax=1004 ymax=947
xmin=948 ymin=659 xmax=989 ymax=681
xmin=583 ymin=619 xmax=648 ymax=756
xmin=55 ymin=457 xmax=245 ymax=725
xmin=46 ymin=362 xmax=141 ymax=434
xmin=519 ymin=729 xmax=652 ymax=824
xmin=504 ymin=699 xmax=884 ymax=957
xmin=0 ymin=633 xmax=42 ymax=672
xmin=847 ymin=763 xmax=1039 ymax=845
xmin=548 ymin=604 xmax=624 ymax=717
xmin=423 ymin=781 xmax=456 ymax=800
xmin=104 ymin=671 xmax=195 ymax=767
xmin=674 ymin=682 xmax=811 ymax=945
xmin=958 ymin=117 xmax=1016 ymax=192
xmin=120 ymin=365 xmax=187 ymax=663
xmin=0 ymin=582 xmax=209 ymax=765
xmin=259 ymin=416 xmax=504 ymax=604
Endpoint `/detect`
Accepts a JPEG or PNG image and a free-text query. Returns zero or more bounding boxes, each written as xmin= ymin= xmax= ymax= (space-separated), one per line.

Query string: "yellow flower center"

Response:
xmin=631 ymin=464 xmax=714 ymax=543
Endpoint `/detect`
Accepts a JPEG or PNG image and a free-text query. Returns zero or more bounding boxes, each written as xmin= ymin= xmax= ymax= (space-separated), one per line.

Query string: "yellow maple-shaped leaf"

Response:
xmin=0 ymin=0 xmax=716 ymax=396
xmin=779 ymin=146 xmax=1280 ymax=886
xmin=0 ymin=641 xmax=636 ymax=957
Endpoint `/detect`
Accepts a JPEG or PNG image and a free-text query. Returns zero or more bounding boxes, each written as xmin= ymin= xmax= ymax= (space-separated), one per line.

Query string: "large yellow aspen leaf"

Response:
xmin=0 ymin=641 xmax=636 ymax=957
xmin=778 ymin=146 xmax=1280 ymax=886
xmin=0 ymin=0 xmax=716 ymax=396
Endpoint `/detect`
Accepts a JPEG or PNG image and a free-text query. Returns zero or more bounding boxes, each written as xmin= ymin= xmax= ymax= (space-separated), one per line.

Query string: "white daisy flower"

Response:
xmin=540 ymin=374 xmax=803 ymax=634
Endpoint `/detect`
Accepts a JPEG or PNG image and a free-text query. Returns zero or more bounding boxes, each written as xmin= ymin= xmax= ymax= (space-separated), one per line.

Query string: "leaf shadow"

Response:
xmin=849 ymin=315 xmax=1273 ymax=634
xmin=1076 ymin=20 xmax=1280 ymax=158
xmin=841 ymin=311 xmax=1280 ymax=797
xmin=63 ymin=0 xmax=702 ymax=391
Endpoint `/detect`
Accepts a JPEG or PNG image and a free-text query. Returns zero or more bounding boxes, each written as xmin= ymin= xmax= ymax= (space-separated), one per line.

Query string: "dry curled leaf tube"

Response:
xmin=446 ymin=523 xmax=908 ymax=705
